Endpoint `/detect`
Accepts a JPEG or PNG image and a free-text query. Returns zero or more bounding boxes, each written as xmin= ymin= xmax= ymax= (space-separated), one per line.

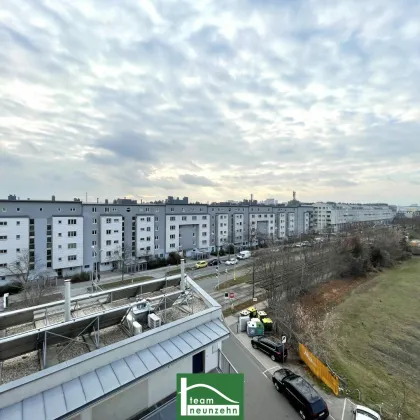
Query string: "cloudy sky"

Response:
xmin=1 ymin=0 xmax=420 ymax=205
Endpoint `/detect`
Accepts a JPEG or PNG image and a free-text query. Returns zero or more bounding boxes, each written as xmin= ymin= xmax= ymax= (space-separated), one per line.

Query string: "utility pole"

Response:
xmin=252 ymin=262 xmax=255 ymax=299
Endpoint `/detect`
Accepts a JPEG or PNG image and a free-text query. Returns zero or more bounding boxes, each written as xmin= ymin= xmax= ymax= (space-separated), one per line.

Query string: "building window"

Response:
xmin=170 ymin=208 xmax=174 ymax=212
xmin=0 ymin=250 xmax=7 ymax=254
xmin=68 ymin=231 xmax=77 ymax=237
xmin=182 ymin=216 xmax=187 ymax=221
xmin=170 ymin=243 xmax=176 ymax=248
xmin=155 ymin=217 xmax=159 ymax=221
xmin=170 ymin=216 xmax=175 ymax=221
xmin=170 ymin=234 xmax=175 ymax=239
xmin=105 ymin=207 xmax=110 ymax=213
xmin=202 ymin=216 xmax=207 ymax=220
xmin=16 ymin=235 xmax=20 ymax=240
xmin=92 ymin=230 xmax=97 ymax=235
xmin=155 ymin=226 xmax=159 ymax=231
xmin=0 ymin=236 xmax=6 ymax=240
xmin=92 ymin=240 xmax=97 ymax=246
xmin=170 ymin=225 xmax=176 ymax=230
xmin=58 ymin=208 xmax=61 ymax=212
xmin=68 ymin=255 xmax=77 ymax=261
xmin=113 ymin=218 xmax=119 ymax=222
xmin=155 ymin=235 xmax=159 ymax=240
xmin=106 ymin=251 xmax=111 ymax=257
xmin=68 ymin=219 xmax=77 ymax=225
xmin=106 ymin=218 xmax=111 ymax=223
xmin=202 ymin=240 xmax=207 ymax=245
xmin=16 ymin=207 xmax=20 ymax=212
xmin=92 ymin=207 xmax=97 ymax=212
xmin=106 ymin=240 xmax=111 ymax=245
xmin=58 ymin=233 xmax=62 ymax=237
xmin=113 ymin=229 xmax=119 ymax=233
xmin=58 ymin=245 xmax=62 ymax=249
xmin=58 ymin=220 xmax=62 ymax=224
xmin=202 ymin=232 xmax=207 ymax=237
xmin=146 ymin=236 xmax=151 ymax=241
xmin=202 ymin=224 xmax=207 ymax=228
xmin=0 ymin=263 xmax=7 ymax=268
xmin=192 ymin=216 xmax=197 ymax=220
xmin=146 ymin=217 xmax=151 ymax=222
xmin=68 ymin=243 xmax=77 ymax=249
xmin=70 ymin=208 xmax=76 ymax=212
xmin=106 ymin=229 xmax=111 ymax=234
xmin=155 ymin=244 xmax=159 ymax=249
xmin=112 ymin=208 xmax=117 ymax=212
xmin=114 ymin=240 xmax=119 ymax=244
xmin=0 ymin=221 xmax=7 ymax=226
xmin=145 ymin=208 xmax=150 ymax=212
xmin=93 ymin=218 xmax=97 ymax=224
xmin=146 ymin=227 xmax=151 ymax=231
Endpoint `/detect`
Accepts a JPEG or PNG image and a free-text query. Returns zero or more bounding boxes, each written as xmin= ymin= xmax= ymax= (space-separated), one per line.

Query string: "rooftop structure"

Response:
xmin=0 ymin=262 xmax=231 ymax=420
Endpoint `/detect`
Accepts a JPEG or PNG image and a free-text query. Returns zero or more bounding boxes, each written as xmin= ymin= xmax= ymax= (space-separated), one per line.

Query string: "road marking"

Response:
xmin=341 ymin=398 xmax=347 ymax=420
xmin=262 ymin=366 xmax=280 ymax=378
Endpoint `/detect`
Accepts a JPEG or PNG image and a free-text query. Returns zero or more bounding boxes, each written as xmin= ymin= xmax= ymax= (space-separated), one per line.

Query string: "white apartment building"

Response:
xmin=136 ymin=215 xmax=155 ymax=257
xmin=99 ymin=216 xmax=123 ymax=269
xmin=165 ymin=214 xmax=210 ymax=253
xmin=0 ymin=218 xmax=30 ymax=277
xmin=52 ymin=217 xmax=84 ymax=276
xmin=249 ymin=213 xmax=275 ymax=244
xmin=216 ymin=214 xmax=229 ymax=247
xmin=287 ymin=213 xmax=295 ymax=236
xmin=232 ymin=213 xmax=244 ymax=244
xmin=313 ymin=203 xmax=395 ymax=232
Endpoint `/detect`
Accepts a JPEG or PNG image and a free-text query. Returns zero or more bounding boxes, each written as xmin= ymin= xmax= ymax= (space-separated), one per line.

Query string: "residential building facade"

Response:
xmin=312 ymin=203 xmax=395 ymax=233
xmin=0 ymin=199 xmax=320 ymax=280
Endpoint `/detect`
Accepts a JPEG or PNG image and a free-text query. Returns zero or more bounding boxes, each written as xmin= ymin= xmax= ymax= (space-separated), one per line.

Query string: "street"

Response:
xmin=222 ymin=335 xmax=301 ymax=420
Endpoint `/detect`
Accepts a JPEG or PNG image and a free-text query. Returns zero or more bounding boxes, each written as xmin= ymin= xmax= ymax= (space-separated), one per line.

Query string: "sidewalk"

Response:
xmin=223 ymin=303 xmax=349 ymax=420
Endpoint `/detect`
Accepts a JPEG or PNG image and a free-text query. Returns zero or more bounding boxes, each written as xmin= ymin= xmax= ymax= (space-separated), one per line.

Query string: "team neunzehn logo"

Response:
xmin=176 ymin=373 xmax=244 ymax=419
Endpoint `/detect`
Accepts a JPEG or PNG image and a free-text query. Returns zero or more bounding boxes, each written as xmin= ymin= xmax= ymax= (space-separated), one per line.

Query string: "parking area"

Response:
xmin=226 ymin=318 xmax=355 ymax=420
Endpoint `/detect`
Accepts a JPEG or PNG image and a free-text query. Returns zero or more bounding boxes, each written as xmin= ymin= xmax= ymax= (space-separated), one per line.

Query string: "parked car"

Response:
xmin=272 ymin=368 xmax=329 ymax=420
xmin=251 ymin=336 xmax=288 ymax=361
xmin=225 ymin=258 xmax=238 ymax=265
xmin=353 ymin=405 xmax=381 ymax=420
xmin=207 ymin=259 xmax=220 ymax=266
xmin=195 ymin=260 xmax=208 ymax=269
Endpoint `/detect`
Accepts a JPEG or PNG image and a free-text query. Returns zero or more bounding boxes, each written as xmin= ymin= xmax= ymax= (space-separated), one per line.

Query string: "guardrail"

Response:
xmin=218 ymin=349 xmax=238 ymax=374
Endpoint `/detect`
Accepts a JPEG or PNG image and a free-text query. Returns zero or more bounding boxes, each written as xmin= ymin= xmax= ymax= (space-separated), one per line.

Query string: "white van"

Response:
xmin=237 ymin=250 xmax=251 ymax=260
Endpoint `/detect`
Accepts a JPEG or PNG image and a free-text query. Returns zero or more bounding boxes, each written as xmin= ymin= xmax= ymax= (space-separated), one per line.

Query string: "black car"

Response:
xmin=251 ymin=336 xmax=288 ymax=362
xmin=272 ymin=368 xmax=329 ymax=420
xmin=208 ymin=259 xmax=220 ymax=266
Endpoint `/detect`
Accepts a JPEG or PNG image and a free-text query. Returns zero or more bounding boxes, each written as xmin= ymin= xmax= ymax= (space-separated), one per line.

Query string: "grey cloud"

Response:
xmin=179 ymin=174 xmax=218 ymax=187
xmin=1 ymin=0 xmax=420 ymax=204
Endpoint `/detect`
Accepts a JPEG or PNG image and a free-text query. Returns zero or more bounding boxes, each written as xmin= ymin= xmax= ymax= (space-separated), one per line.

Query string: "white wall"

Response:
xmin=0 ymin=218 xmax=29 ymax=277
xmin=136 ymin=215 xmax=154 ymax=257
xmin=165 ymin=215 xmax=210 ymax=253
xmin=216 ymin=214 xmax=229 ymax=246
xmin=52 ymin=217 xmax=84 ymax=270
xmin=100 ymin=216 xmax=123 ymax=262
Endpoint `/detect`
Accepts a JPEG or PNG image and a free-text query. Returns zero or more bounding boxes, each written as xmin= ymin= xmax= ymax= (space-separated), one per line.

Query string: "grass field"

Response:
xmin=219 ymin=274 xmax=250 ymax=290
xmin=325 ymin=258 xmax=420 ymax=419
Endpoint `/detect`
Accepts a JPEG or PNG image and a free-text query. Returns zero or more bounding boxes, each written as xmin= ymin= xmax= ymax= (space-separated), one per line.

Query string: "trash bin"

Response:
xmin=247 ymin=306 xmax=258 ymax=319
xmin=261 ymin=317 xmax=273 ymax=332
xmin=247 ymin=318 xmax=264 ymax=337
xmin=257 ymin=310 xmax=268 ymax=321
xmin=239 ymin=310 xmax=250 ymax=332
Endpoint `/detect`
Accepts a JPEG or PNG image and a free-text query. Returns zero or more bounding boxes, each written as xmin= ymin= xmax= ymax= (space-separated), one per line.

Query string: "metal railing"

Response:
xmin=218 ymin=349 xmax=238 ymax=374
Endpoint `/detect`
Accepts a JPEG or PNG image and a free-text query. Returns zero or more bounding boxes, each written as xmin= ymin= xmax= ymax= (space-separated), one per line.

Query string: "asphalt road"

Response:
xmin=222 ymin=335 xmax=301 ymax=420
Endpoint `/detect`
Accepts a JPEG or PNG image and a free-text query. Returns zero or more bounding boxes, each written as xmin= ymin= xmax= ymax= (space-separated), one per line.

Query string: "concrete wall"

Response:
xmin=179 ymin=225 xmax=199 ymax=251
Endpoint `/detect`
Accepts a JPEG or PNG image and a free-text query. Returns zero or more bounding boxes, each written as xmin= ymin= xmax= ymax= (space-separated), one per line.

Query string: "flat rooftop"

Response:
xmin=0 ymin=275 xmax=210 ymax=385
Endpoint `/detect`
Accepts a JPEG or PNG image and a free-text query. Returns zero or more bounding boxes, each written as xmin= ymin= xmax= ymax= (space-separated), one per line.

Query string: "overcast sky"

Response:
xmin=1 ymin=0 xmax=419 ymax=205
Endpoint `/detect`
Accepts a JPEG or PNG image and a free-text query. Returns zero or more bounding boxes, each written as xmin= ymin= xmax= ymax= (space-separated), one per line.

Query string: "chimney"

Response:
xmin=64 ymin=279 xmax=71 ymax=322
xmin=52 ymin=195 xmax=56 ymax=201
xmin=180 ymin=259 xmax=185 ymax=291
xmin=97 ymin=198 xmax=99 ymax=203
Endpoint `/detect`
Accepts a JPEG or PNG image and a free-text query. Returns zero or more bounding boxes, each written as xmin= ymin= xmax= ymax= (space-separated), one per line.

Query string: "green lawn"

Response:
xmin=166 ymin=268 xmax=181 ymax=276
xmin=99 ymin=276 xmax=154 ymax=290
xmin=324 ymin=258 xmax=420 ymax=419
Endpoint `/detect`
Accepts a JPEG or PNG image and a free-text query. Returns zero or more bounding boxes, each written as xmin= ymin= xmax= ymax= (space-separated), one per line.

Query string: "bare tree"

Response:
xmin=4 ymin=249 xmax=52 ymax=306
xmin=110 ymin=245 xmax=135 ymax=282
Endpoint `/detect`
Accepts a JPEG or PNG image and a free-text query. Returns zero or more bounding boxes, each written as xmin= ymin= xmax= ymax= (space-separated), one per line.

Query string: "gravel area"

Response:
xmin=102 ymin=299 xmax=131 ymax=309
xmin=1 ymin=351 xmax=40 ymax=384
xmin=99 ymin=325 xmax=129 ymax=346
xmin=56 ymin=337 xmax=90 ymax=363
xmin=47 ymin=313 xmax=65 ymax=325
xmin=6 ymin=322 xmax=35 ymax=337
xmin=79 ymin=304 xmax=103 ymax=316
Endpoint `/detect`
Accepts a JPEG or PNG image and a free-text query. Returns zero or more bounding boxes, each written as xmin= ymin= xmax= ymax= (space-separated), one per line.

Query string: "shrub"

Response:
xmin=0 ymin=281 xmax=21 ymax=297
xmin=70 ymin=271 xmax=91 ymax=283
xmin=167 ymin=252 xmax=181 ymax=266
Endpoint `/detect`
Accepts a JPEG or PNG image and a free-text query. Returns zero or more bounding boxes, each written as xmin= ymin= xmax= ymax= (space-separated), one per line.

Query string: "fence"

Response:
xmin=218 ymin=349 xmax=238 ymax=374
xmin=299 ymin=343 xmax=339 ymax=396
